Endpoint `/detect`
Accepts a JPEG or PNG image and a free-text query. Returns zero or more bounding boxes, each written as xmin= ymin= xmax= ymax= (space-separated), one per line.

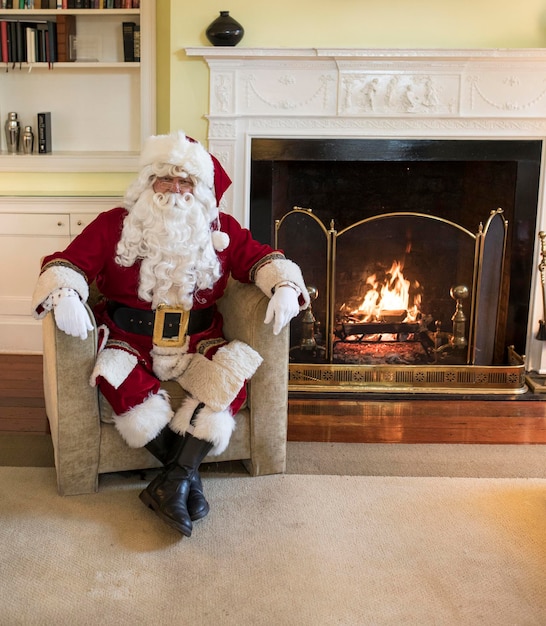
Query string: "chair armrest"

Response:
xmin=217 ymin=280 xmax=289 ymax=475
xmin=42 ymin=303 xmax=102 ymax=495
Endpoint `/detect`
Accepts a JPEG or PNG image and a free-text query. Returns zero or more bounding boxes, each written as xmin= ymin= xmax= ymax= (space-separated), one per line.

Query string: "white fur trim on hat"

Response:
xmin=113 ymin=390 xmax=173 ymax=448
xmin=140 ymin=131 xmax=214 ymax=189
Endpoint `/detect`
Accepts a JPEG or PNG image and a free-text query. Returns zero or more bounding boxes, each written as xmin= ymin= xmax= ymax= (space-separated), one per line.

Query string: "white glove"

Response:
xmin=264 ymin=286 xmax=300 ymax=335
xmin=52 ymin=289 xmax=93 ymax=340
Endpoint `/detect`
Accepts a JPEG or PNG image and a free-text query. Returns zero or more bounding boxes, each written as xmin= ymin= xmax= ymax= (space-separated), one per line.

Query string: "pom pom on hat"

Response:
xmin=140 ymin=131 xmax=232 ymax=207
xmin=212 ymin=230 xmax=230 ymax=252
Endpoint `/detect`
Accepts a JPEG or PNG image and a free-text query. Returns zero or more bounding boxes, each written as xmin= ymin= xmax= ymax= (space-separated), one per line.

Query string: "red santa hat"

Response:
xmin=140 ymin=130 xmax=232 ymax=208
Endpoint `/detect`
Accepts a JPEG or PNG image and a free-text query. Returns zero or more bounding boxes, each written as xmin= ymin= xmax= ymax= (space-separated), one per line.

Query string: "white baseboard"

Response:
xmin=0 ymin=317 xmax=42 ymax=354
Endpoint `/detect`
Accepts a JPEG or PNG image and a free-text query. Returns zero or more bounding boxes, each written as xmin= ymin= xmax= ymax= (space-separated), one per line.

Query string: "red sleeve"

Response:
xmin=219 ymin=213 xmax=285 ymax=284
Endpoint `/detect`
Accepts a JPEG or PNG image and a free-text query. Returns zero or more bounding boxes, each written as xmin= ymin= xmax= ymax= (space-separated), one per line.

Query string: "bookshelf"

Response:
xmin=0 ymin=1 xmax=155 ymax=172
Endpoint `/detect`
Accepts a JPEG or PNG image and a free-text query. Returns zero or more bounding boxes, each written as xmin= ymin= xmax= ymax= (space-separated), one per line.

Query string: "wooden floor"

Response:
xmin=287 ymin=397 xmax=546 ymax=443
xmin=0 ymin=354 xmax=49 ymax=435
xmin=3 ymin=354 xmax=546 ymax=446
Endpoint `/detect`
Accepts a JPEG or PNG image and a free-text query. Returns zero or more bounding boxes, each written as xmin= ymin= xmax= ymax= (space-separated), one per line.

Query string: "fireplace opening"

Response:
xmin=277 ymin=206 xmax=505 ymax=364
xmin=250 ymin=139 xmax=541 ymax=392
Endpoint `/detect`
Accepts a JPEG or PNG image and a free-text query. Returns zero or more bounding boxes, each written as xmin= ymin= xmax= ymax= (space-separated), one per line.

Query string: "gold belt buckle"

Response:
xmin=153 ymin=304 xmax=190 ymax=348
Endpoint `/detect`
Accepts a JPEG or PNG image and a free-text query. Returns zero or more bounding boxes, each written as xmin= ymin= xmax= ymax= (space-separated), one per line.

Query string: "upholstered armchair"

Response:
xmin=42 ymin=279 xmax=289 ymax=496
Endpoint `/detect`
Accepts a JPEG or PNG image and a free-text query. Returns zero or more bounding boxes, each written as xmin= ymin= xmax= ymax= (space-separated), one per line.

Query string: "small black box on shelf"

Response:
xmin=37 ymin=112 xmax=52 ymax=154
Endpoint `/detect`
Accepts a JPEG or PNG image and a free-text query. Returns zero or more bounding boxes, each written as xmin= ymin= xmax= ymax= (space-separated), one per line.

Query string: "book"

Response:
xmin=133 ymin=22 xmax=139 ymax=62
xmin=121 ymin=21 xmax=135 ymax=62
xmin=37 ymin=112 xmax=52 ymax=153
xmin=56 ymin=14 xmax=76 ymax=62
xmin=25 ymin=25 xmax=36 ymax=63
xmin=14 ymin=20 xmax=24 ymax=63
xmin=45 ymin=19 xmax=56 ymax=66
xmin=36 ymin=22 xmax=48 ymax=61
xmin=0 ymin=21 xmax=8 ymax=64
xmin=7 ymin=21 xmax=16 ymax=63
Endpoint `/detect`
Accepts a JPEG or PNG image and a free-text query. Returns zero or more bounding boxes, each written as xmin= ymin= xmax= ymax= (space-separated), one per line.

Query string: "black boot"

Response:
xmin=145 ymin=426 xmax=210 ymax=522
xmin=140 ymin=433 xmax=213 ymax=537
xmin=145 ymin=425 xmax=178 ymax=463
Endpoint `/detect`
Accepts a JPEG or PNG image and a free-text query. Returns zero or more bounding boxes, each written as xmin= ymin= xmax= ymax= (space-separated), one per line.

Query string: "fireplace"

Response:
xmin=185 ymin=47 xmax=546 ymax=389
xmin=248 ymin=137 xmax=539 ymax=392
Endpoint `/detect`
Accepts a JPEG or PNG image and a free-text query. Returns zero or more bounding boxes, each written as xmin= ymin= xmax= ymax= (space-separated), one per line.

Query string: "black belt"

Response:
xmin=107 ymin=301 xmax=215 ymax=342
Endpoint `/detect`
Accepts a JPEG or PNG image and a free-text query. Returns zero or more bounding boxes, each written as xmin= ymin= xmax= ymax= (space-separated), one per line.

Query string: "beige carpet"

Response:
xmin=2 ymin=467 xmax=546 ymax=625
xmin=286 ymin=442 xmax=546 ymax=478
xmin=5 ymin=434 xmax=546 ymax=480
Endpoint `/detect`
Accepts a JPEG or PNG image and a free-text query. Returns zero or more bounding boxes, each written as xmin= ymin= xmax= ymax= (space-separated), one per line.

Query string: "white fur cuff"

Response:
xmin=151 ymin=340 xmax=192 ymax=381
xmin=90 ymin=348 xmax=138 ymax=389
xmin=177 ymin=341 xmax=262 ymax=412
xmin=114 ymin=390 xmax=173 ymax=448
xmin=177 ymin=353 xmax=241 ymax=412
xmin=214 ymin=340 xmax=263 ymax=381
xmin=170 ymin=398 xmax=235 ymax=455
xmin=32 ymin=265 xmax=89 ymax=319
xmin=254 ymin=258 xmax=310 ymax=310
xmin=170 ymin=395 xmax=202 ymax=435
xmin=191 ymin=406 xmax=236 ymax=456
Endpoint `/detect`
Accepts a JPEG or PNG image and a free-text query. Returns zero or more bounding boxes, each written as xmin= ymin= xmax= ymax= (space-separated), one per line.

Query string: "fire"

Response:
xmin=352 ymin=260 xmax=421 ymax=322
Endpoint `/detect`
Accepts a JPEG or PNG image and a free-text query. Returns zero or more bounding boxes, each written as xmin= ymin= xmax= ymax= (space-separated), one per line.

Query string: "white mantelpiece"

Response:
xmin=186 ymin=47 xmax=546 ymax=372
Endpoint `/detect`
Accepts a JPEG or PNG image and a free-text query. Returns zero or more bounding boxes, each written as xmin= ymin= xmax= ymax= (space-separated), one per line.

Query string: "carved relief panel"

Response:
xmin=338 ymin=72 xmax=459 ymax=116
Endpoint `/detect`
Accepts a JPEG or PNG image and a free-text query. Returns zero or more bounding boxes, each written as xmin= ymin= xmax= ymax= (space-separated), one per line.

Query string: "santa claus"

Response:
xmin=32 ymin=131 xmax=309 ymax=537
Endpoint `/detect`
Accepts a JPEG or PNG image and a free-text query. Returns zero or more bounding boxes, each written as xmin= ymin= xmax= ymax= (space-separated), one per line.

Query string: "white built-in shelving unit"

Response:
xmin=0 ymin=0 xmax=155 ymax=172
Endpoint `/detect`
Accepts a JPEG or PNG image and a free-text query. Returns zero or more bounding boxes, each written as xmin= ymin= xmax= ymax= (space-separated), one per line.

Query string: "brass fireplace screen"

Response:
xmin=276 ymin=207 xmax=525 ymax=394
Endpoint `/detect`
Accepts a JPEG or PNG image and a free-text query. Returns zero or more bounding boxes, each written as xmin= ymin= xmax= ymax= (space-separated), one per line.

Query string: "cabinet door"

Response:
xmin=0 ymin=213 xmax=70 ymax=317
xmin=70 ymin=213 xmax=100 ymax=239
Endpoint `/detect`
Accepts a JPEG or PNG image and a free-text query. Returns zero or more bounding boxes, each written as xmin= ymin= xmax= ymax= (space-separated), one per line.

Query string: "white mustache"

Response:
xmin=153 ymin=191 xmax=195 ymax=210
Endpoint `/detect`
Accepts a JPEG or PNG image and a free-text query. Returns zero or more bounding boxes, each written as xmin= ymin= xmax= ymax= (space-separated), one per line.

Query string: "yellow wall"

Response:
xmin=1 ymin=0 xmax=545 ymax=196
xmin=167 ymin=0 xmax=546 ymax=143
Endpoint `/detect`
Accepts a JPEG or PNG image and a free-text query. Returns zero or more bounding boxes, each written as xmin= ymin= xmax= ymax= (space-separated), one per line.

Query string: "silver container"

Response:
xmin=5 ymin=112 xmax=21 ymax=154
xmin=22 ymin=126 xmax=34 ymax=154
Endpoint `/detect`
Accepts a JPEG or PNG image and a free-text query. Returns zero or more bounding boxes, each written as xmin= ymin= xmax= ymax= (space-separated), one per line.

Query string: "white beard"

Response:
xmin=115 ymin=188 xmax=221 ymax=310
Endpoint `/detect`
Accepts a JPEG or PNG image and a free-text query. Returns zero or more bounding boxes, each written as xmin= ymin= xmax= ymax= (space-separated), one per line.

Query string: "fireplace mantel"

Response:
xmin=186 ymin=47 xmax=546 ymax=373
xmin=187 ymin=46 xmax=546 ymax=60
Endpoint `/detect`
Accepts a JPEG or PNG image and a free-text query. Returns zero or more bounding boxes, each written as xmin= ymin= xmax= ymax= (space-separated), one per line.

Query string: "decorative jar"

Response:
xmin=206 ymin=11 xmax=244 ymax=47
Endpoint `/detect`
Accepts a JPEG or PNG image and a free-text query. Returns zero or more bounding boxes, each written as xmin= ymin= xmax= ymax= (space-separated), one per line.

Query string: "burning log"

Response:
xmin=335 ymin=321 xmax=420 ymax=341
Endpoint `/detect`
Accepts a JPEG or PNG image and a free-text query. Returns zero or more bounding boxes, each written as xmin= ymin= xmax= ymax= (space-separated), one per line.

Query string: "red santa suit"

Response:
xmin=32 ymin=132 xmax=309 ymax=456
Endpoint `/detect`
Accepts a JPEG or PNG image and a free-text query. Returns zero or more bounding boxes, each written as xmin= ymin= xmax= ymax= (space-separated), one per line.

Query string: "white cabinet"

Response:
xmin=0 ymin=1 xmax=155 ymax=172
xmin=70 ymin=212 xmax=98 ymax=237
xmin=0 ymin=196 xmax=121 ymax=353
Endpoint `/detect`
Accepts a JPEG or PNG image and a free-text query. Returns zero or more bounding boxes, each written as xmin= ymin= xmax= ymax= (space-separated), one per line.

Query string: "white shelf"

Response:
xmin=0 ymin=151 xmax=139 ymax=172
xmin=0 ymin=9 xmax=140 ymax=16
xmin=4 ymin=61 xmax=140 ymax=68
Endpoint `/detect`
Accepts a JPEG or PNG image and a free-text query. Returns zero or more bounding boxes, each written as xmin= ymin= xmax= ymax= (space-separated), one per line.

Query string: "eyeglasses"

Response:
xmin=153 ymin=176 xmax=194 ymax=194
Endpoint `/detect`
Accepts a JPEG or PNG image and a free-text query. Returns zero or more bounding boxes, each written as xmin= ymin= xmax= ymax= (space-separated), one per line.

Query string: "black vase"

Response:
xmin=206 ymin=11 xmax=244 ymax=47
